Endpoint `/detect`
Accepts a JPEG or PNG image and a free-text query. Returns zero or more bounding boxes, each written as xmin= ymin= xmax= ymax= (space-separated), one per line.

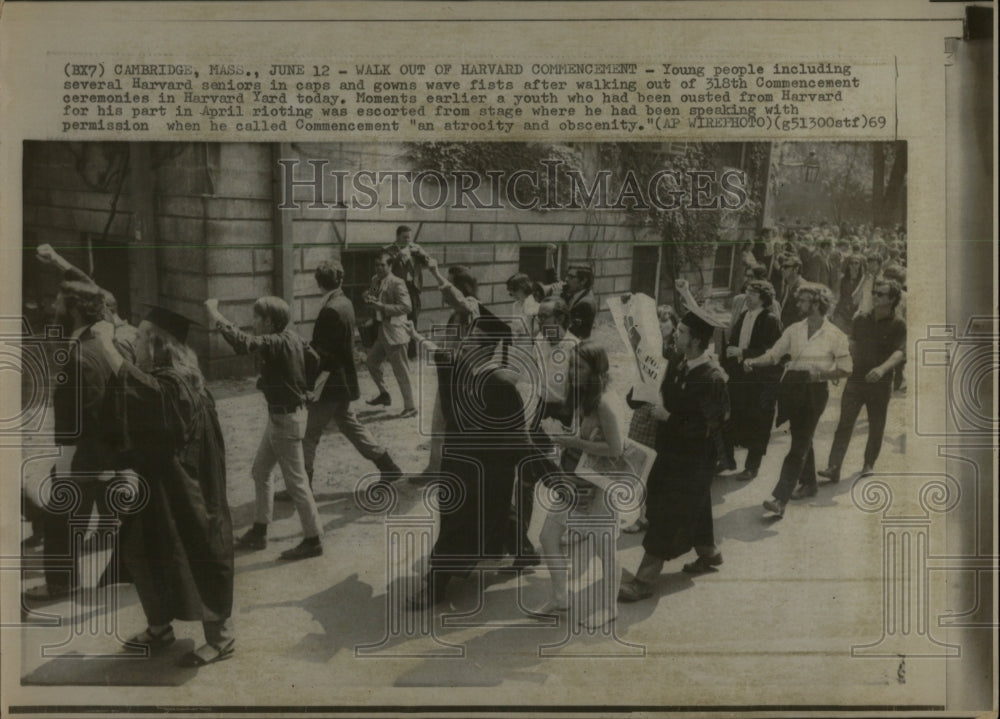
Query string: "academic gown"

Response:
xmin=111 ymin=362 xmax=234 ymax=625
xmin=643 ymin=357 xmax=729 ymax=560
xmin=431 ymin=358 xmax=530 ymax=576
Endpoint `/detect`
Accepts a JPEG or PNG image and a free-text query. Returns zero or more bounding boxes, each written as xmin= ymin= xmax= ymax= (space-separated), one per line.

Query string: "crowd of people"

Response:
xmin=21 ymin=219 xmax=907 ymax=664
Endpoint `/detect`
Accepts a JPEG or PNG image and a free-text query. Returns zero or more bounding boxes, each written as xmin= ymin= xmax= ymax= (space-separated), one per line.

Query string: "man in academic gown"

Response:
xmin=92 ymin=306 xmax=235 ymax=668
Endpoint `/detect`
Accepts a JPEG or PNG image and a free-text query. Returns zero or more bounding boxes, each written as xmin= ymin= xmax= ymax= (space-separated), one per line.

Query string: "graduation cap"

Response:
xmin=680 ymin=304 xmax=726 ymax=345
xmin=142 ymin=304 xmax=200 ymax=343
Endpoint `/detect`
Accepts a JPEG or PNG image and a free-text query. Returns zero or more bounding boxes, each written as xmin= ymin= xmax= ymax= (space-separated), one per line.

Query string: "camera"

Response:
xmin=0 ymin=317 xmax=81 ymax=443
xmin=914 ymin=317 xmax=998 ymax=437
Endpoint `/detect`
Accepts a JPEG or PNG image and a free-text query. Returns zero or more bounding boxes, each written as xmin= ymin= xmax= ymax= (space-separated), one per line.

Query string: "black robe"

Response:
xmin=111 ymin=362 xmax=234 ymax=625
xmin=431 ymin=357 xmax=530 ymax=577
xmin=643 ymin=357 xmax=729 ymax=560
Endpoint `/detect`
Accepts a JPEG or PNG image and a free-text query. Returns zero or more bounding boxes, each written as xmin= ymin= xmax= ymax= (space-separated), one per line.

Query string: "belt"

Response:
xmin=268 ymin=404 xmax=303 ymax=415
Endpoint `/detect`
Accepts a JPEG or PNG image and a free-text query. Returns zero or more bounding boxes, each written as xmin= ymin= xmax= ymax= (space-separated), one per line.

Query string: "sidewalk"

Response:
xmin=12 ymin=324 xmax=938 ymax=711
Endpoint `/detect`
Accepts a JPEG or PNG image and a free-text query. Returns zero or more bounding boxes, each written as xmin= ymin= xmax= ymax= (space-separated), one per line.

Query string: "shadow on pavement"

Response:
xmin=21 ymin=639 xmax=199 ymax=686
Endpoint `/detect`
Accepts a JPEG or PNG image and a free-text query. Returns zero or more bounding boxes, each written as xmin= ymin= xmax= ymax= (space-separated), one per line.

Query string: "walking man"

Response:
xmin=299 ymin=260 xmax=404 ymax=491
xmin=818 ymin=279 xmax=906 ymax=483
xmin=206 ymin=296 xmax=324 ymax=561
xmin=744 ymin=284 xmax=851 ymax=518
xmin=364 ymin=251 xmax=416 ymax=417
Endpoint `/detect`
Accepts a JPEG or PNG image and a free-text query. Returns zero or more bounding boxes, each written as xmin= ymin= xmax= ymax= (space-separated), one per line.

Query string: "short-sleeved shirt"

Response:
xmin=849 ymin=310 xmax=906 ymax=382
xmin=760 ymin=317 xmax=852 ymax=377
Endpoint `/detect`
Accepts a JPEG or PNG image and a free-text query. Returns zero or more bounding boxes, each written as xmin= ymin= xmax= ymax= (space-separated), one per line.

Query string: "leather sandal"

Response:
xmin=177 ymin=638 xmax=234 ymax=667
xmin=128 ymin=625 xmax=176 ymax=653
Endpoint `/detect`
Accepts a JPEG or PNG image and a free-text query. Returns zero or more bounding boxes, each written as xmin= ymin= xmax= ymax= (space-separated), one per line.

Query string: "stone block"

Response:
xmin=160 ymin=245 xmax=207 ymax=273
xmin=209 ymin=274 xmax=271 ymax=302
xmin=158 ymin=272 xmax=206 ymax=303
xmin=444 ymin=244 xmax=493 ymax=266
xmin=206 ymin=219 xmax=274 ymax=247
xmin=517 ymin=224 xmax=573 ymax=245
xmin=301 ymin=245 xmax=340 ymax=272
xmin=207 ymin=247 xmax=254 ymax=275
xmin=471 ymin=223 xmax=520 ymax=246
xmin=253 ymin=248 xmax=274 ymax=273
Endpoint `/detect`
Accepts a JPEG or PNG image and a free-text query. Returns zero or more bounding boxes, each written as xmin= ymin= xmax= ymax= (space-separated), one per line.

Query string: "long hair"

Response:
xmin=149 ymin=322 xmax=205 ymax=394
xmin=573 ymin=340 xmax=610 ymax=417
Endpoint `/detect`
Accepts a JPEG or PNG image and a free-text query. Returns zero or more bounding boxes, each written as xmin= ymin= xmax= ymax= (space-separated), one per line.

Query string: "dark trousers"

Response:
xmin=772 ymin=382 xmax=828 ymax=502
xmin=406 ymin=280 xmax=421 ymax=359
xmin=302 ymin=399 xmax=385 ymax=484
xmin=827 ymin=379 xmax=892 ymax=470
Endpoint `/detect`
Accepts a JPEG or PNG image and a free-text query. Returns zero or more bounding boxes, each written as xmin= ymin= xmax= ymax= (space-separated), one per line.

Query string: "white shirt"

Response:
xmin=536 ymin=331 xmax=578 ymax=404
xmin=760 ymin=317 xmax=852 ymax=376
xmin=511 ymin=296 xmax=539 ymax=338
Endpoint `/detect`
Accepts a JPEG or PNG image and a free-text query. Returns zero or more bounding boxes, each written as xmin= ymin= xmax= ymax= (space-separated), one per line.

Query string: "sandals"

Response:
xmin=178 ymin=638 xmax=235 ymax=667
xmin=127 ymin=625 xmax=176 ymax=653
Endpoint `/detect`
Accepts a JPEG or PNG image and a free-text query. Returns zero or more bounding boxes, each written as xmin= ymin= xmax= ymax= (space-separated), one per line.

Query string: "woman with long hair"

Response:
xmin=535 ymin=341 xmax=626 ymax=629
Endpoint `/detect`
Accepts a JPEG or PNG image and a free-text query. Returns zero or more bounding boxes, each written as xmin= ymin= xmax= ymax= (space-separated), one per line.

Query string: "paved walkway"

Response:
xmin=10 ymin=325 xmax=942 ymax=712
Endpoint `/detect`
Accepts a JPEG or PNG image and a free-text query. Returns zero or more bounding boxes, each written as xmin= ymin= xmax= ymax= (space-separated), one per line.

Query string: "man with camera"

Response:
xmin=364 ymin=250 xmax=416 ymax=418
xmin=383 ymin=225 xmax=427 ymax=359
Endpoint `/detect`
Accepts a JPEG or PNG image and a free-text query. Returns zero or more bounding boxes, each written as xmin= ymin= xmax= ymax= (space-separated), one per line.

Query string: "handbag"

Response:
xmin=574 ymin=440 xmax=657 ymax=527
xmin=627 ymin=404 xmax=658 ymax=449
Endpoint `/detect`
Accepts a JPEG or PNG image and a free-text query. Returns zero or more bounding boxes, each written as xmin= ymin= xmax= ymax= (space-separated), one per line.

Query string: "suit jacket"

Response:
xmin=779 ymin=277 xmax=804 ymax=330
xmin=372 ymin=273 xmax=412 ymax=346
xmin=566 ymin=288 xmax=598 ymax=340
xmin=312 ymin=289 xmax=361 ymax=403
xmin=804 ymin=251 xmax=836 ymax=292
xmin=726 ymin=309 xmax=784 ymax=383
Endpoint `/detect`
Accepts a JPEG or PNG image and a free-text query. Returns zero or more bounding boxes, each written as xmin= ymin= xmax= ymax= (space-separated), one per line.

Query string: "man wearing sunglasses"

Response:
xmin=818 ymin=279 xmax=906 ymax=484
xmin=778 ymin=255 xmax=806 ymax=330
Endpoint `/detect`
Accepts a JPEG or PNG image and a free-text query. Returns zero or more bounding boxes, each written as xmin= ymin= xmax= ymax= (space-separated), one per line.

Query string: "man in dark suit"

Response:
xmin=778 ymin=254 xmax=806 ymax=329
xmin=298 ymin=260 xmax=403 ymax=492
xmin=722 ymin=280 xmax=783 ymax=481
xmin=364 ymin=251 xmax=416 ymax=416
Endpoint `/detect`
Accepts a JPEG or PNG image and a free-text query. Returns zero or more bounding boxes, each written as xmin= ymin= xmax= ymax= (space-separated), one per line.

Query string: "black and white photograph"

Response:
xmin=12 ymin=138 xmax=923 ymax=704
xmin=0 ymin=2 xmax=994 ymax=718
